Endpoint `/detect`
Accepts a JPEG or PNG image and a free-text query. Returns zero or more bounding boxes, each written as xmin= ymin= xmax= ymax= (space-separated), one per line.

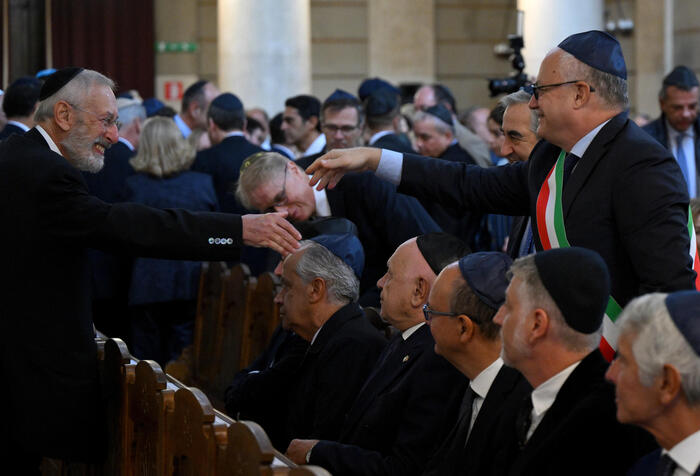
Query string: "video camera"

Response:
xmin=487 ymin=34 xmax=529 ymax=97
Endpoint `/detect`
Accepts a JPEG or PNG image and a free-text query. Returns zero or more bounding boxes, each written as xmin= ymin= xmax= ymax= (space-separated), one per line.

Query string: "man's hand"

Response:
xmin=306 ymin=147 xmax=382 ymax=190
xmin=241 ymin=211 xmax=301 ymax=256
xmin=286 ymin=439 xmax=319 ymax=465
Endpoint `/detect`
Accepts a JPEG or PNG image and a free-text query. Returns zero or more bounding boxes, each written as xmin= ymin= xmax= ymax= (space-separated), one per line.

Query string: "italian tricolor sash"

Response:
xmin=535 ymin=150 xmax=700 ymax=362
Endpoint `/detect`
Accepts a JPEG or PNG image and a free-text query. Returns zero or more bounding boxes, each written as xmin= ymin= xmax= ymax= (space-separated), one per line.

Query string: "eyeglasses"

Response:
xmin=423 ymin=304 xmax=459 ymax=322
xmin=70 ymin=103 xmax=121 ymax=129
xmin=265 ymin=165 xmax=288 ymax=213
xmin=530 ymin=80 xmax=595 ymax=100
xmin=322 ymin=124 xmax=359 ymax=135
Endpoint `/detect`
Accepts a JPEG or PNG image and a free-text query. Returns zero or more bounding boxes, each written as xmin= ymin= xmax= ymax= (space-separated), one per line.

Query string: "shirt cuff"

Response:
xmin=376 ymin=149 xmax=404 ymax=185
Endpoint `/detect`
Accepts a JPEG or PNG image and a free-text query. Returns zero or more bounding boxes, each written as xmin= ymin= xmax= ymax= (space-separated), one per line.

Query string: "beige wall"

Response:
xmin=153 ymin=0 xmax=699 ymax=119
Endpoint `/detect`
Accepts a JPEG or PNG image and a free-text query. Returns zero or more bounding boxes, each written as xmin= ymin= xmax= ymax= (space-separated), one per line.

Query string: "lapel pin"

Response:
xmin=402 ymin=355 xmax=410 ymax=363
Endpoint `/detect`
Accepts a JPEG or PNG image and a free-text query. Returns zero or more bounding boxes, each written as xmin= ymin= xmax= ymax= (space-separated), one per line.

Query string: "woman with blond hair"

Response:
xmin=126 ymin=116 xmax=219 ymax=366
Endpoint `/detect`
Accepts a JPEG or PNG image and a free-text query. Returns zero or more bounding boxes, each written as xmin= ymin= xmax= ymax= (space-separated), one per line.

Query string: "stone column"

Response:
xmin=634 ymin=0 xmax=673 ymax=116
xmin=218 ymin=0 xmax=311 ymax=115
xmin=517 ymin=0 xmax=604 ymax=77
xmin=367 ymin=0 xmax=435 ymax=85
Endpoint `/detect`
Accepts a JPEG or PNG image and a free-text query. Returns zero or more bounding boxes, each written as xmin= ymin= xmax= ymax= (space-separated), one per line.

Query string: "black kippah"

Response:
xmin=211 ymin=92 xmax=243 ymax=111
xmin=533 ymin=247 xmax=610 ymax=334
xmin=365 ymin=89 xmax=398 ymax=118
xmin=39 ymin=67 xmax=84 ymax=101
xmin=416 ymin=232 xmax=471 ymax=276
xmin=425 ymin=104 xmax=453 ymax=127
xmin=663 ymin=66 xmax=699 ymax=89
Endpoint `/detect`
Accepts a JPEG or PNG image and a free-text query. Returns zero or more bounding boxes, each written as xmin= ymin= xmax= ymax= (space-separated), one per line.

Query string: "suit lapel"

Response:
xmin=325 ymin=187 xmax=346 ymax=217
xmin=562 ymin=112 xmax=628 ymax=219
xmin=342 ymin=325 xmax=429 ymax=434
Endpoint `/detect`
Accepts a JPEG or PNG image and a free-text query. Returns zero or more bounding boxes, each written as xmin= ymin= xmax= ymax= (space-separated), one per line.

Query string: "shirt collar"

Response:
xmin=470 ymin=357 xmax=504 ymax=399
xmin=35 ymin=125 xmax=62 ymax=156
xmin=570 ymin=119 xmax=611 ymax=158
xmin=310 ymin=323 xmax=324 ymax=346
xmin=369 ymin=130 xmax=393 ymax=145
xmin=665 ymin=118 xmax=695 ymax=140
xmin=7 ymin=120 xmax=30 ymax=132
xmin=312 ymin=185 xmax=332 ymax=217
xmin=401 ymin=321 xmax=425 ymax=341
xmin=304 ymin=133 xmax=326 ymax=156
xmin=531 ymin=360 xmax=581 ymax=417
xmin=665 ymin=428 xmax=700 ymax=474
xmin=225 ymin=130 xmax=245 ymax=139
xmin=118 ymin=136 xmax=135 ymax=151
xmin=174 ymin=114 xmax=192 ymax=138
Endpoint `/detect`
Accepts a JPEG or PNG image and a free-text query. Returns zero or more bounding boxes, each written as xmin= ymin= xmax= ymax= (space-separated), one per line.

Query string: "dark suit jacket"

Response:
xmin=487 ymin=350 xmax=657 ymax=476
xmin=643 ymin=114 xmax=700 ymax=196
xmin=283 ymin=302 xmax=386 ymax=449
xmin=440 ymin=142 xmax=477 ymax=164
xmin=423 ymin=364 xmax=530 ymax=476
xmin=192 ymin=134 xmax=263 ymax=215
xmin=82 ymin=140 xmax=135 ymax=204
xmin=371 ymin=132 xmax=415 ymax=154
xmin=311 ymin=324 xmax=466 ymax=476
xmin=0 ymin=122 xmax=26 ymax=141
xmin=0 ymin=128 xmax=246 ymax=461
xmin=505 ymin=215 xmax=530 ymax=258
xmin=296 ymin=154 xmax=441 ymax=306
xmin=400 ymin=111 xmax=696 ymax=307
xmin=124 ymin=171 xmax=218 ymax=305
xmin=628 ymin=448 xmax=700 ymax=476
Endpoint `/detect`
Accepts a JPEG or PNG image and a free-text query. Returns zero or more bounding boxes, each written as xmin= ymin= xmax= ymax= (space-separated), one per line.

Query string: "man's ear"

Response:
xmin=307 ymin=277 xmax=326 ymax=304
xmin=659 ymin=363 xmax=684 ymax=406
xmin=54 ymin=100 xmax=73 ymax=131
xmin=457 ymin=315 xmax=475 ymax=343
xmin=410 ymin=277 xmax=430 ymax=308
xmin=528 ymin=308 xmax=550 ymax=344
xmin=307 ymin=115 xmax=319 ymax=130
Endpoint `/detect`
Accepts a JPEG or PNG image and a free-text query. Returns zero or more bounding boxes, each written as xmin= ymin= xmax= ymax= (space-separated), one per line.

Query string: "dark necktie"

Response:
xmin=656 ymin=453 xmax=678 ymax=476
xmin=455 ymin=387 xmax=477 ymax=448
xmin=515 ymin=394 xmax=533 ymax=449
xmin=562 ymin=152 xmax=581 ymax=188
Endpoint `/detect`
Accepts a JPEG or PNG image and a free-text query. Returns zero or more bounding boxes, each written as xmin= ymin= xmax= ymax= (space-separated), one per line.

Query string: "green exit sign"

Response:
xmin=155 ymin=41 xmax=198 ymax=53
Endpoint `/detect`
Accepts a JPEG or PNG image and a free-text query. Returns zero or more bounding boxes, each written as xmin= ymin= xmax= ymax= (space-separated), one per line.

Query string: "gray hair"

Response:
xmin=510 ymin=254 xmax=602 ymax=352
xmin=498 ymin=90 xmax=539 ymax=132
xmin=413 ymin=110 xmax=454 ymax=135
xmin=295 ymin=240 xmax=359 ymax=304
xmin=235 ymin=151 xmax=293 ymax=210
xmin=558 ymin=51 xmax=629 ymax=110
xmin=618 ymin=293 xmax=700 ymax=405
xmin=118 ymin=103 xmax=146 ymax=130
xmin=34 ymin=69 xmax=115 ymax=122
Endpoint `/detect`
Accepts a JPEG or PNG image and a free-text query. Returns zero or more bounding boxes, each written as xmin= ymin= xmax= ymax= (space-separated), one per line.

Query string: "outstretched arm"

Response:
xmin=306 ymin=147 xmax=383 ymax=190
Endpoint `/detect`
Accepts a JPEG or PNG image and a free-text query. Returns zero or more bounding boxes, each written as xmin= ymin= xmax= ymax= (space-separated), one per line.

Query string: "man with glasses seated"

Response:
xmin=286 ymin=233 xmax=469 ymax=475
xmin=236 ymin=137 xmax=441 ymax=306
xmin=306 ymin=30 xmax=697 ymax=354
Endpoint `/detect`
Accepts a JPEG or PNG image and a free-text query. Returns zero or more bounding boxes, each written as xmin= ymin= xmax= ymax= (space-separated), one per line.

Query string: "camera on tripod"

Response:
xmin=488 ymin=34 xmax=530 ymax=97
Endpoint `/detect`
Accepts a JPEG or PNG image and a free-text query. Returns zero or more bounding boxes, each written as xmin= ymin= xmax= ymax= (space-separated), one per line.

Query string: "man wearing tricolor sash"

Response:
xmin=307 ymin=30 xmax=698 ymax=360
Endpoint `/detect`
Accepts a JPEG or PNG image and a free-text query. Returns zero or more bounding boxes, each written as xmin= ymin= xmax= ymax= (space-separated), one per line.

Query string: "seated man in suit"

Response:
xmin=273 ymin=234 xmax=386 ymax=450
xmin=487 ymin=247 xmax=655 ymax=475
xmin=423 ymin=252 xmax=530 ymax=476
xmin=413 ymin=104 xmax=476 ymax=164
xmin=286 ymin=233 xmax=469 ymax=475
xmin=363 ymin=88 xmax=414 ymax=154
xmin=236 ymin=151 xmax=440 ymax=306
xmin=0 ymin=76 xmax=41 ymax=140
xmin=607 ymin=291 xmax=700 ymax=476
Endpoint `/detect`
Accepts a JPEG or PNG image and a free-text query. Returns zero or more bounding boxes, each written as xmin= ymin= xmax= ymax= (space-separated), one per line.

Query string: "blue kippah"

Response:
xmin=325 ymin=89 xmax=358 ymax=103
xmin=558 ymin=30 xmax=627 ymax=79
xmin=665 ymin=291 xmax=700 ymax=357
xmin=309 ymin=233 xmax=365 ymax=279
xmin=39 ymin=67 xmax=84 ymax=101
xmin=364 ymin=88 xmax=398 ymax=117
xmin=358 ymin=77 xmax=399 ymax=101
xmin=143 ymin=97 xmax=165 ymax=117
xmin=533 ymin=247 xmax=610 ymax=334
xmin=458 ymin=252 xmax=512 ymax=310
xmin=211 ymin=92 xmax=243 ymax=111
xmin=36 ymin=68 xmax=57 ymax=79
xmin=425 ymin=104 xmax=453 ymax=126
xmin=663 ymin=66 xmax=699 ymax=89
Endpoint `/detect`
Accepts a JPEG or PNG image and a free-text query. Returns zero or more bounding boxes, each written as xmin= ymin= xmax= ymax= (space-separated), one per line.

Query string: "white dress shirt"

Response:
xmin=35 ymin=125 xmax=62 ymax=156
xmin=466 ymin=357 xmax=504 ymax=440
xmin=312 ymin=186 xmax=332 ymax=217
xmin=401 ymin=322 xmax=424 ymax=341
xmin=7 ymin=120 xmax=30 ymax=132
xmin=665 ymin=428 xmax=700 ymax=475
xmin=526 ymin=360 xmax=581 ymax=441
xmin=304 ymin=133 xmax=326 ymax=156
xmin=369 ymin=130 xmax=394 ymax=146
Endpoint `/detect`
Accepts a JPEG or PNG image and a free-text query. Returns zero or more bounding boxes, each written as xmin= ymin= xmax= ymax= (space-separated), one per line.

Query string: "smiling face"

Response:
xmin=501 ymin=103 xmax=538 ymax=163
xmin=246 ymin=161 xmax=316 ymax=222
xmin=61 ymin=84 xmax=118 ymax=173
